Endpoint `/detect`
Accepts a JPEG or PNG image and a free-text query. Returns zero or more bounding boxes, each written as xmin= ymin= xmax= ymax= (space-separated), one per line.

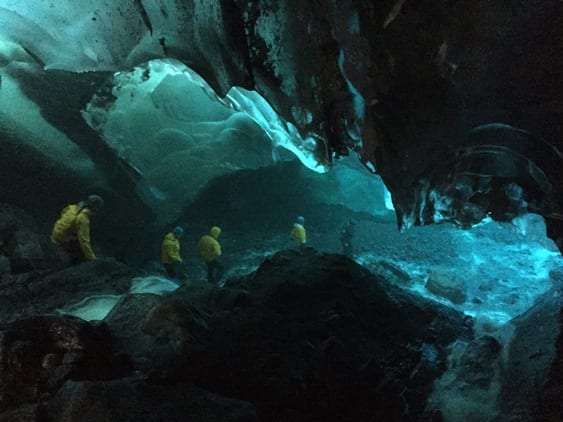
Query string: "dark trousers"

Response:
xmin=206 ymin=260 xmax=224 ymax=284
xmin=341 ymin=241 xmax=353 ymax=256
xmin=163 ymin=263 xmax=187 ymax=281
xmin=59 ymin=240 xmax=87 ymax=264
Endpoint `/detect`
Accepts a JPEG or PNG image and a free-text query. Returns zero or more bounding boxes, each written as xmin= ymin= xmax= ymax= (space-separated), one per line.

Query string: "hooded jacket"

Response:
xmin=198 ymin=226 xmax=222 ymax=263
xmin=51 ymin=204 xmax=96 ymax=260
xmin=290 ymin=223 xmax=306 ymax=246
xmin=161 ymin=232 xmax=183 ymax=264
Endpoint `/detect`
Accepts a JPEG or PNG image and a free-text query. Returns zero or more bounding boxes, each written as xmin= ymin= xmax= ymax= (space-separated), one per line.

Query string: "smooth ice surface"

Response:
xmin=57 ymin=295 xmax=121 ymax=321
xmin=0 ymin=42 xmax=98 ymax=175
xmin=82 ymin=59 xmax=333 ymax=222
xmin=226 ymin=87 xmax=330 ymax=172
xmin=83 ymin=59 xmax=329 ymax=175
xmin=301 ymin=155 xmax=392 ymax=214
xmin=0 ymin=0 xmax=147 ymax=71
xmin=83 ymin=59 xmax=278 ymax=222
xmin=55 ymin=277 xmax=180 ymax=322
xmin=130 ymin=276 xmax=180 ymax=295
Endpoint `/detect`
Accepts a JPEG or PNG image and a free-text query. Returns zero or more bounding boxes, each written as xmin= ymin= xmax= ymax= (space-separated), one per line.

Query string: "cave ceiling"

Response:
xmin=0 ymin=0 xmax=561 ymax=237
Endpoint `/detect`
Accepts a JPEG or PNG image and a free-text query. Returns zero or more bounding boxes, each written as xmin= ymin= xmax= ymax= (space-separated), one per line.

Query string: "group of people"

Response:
xmin=160 ymin=225 xmax=224 ymax=284
xmin=51 ymin=195 xmax=318 ymax=285
xmin=50 ymin=195 xmax=224 ymax=283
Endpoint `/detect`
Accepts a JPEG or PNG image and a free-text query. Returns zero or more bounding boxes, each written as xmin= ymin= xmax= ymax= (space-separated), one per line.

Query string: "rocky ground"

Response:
xmin=0 ymin=202 xmax=562 ymax=421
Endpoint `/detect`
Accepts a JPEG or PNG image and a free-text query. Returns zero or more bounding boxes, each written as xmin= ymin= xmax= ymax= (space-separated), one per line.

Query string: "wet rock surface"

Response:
xmin=0 ymin=315 xmax=131 ymax=415
xmin=0 ymin=203 xmax=56 ymax=273
xmin=0 ymin=245 xmax=473 ymax=420
xmin=0 ymin=199 xmax=561 ymax=420
xmin=46 ymin=379 xmax=258 ymax=422
xmin=180 ymin=249 xmax=471 ymax=421
xmin=0 ymin=258 xmax=134 ymax=322
xmin=0 ymin=1 xmax=561 ymax=418
xmin=500 ymin=286 xmax=563 ymax=421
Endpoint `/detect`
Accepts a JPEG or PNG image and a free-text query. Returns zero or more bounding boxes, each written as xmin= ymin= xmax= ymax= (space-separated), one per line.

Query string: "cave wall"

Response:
xmin=0 ymin=0 xmax=561 ymax=242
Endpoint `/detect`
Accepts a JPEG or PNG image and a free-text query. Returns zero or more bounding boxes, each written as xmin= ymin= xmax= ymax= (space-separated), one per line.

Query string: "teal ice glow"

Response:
xmin=384 ymin=184 xmax=395 ymax=210
xmin=130 ymin=276 xmax=180 ymax=295
xmin=356 ymin=217 xmax=562 ymax=324
xmin=337 ymin=49 xmax=366 ymax=123
xmin=349 ymin=11 xmax=360 ymax=35
xmin=226 ymin=86 xmax=330 ymax=172
xmin=57 ymin=295 xmax=121 ymax=321
xmin=55 ymin=276 xmax=181 ymax=322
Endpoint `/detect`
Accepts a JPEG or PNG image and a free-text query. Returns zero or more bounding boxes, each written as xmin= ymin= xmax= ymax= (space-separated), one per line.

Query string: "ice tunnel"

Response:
xmin=0 ymin=0 xmax=562 ymax=421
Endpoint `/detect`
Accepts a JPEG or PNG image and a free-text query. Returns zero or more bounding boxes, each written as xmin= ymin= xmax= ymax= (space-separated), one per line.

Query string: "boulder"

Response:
xmin=134 ymin=249 xmax=471 ymax=421
xmin=535 ymin=303 xmax=563 ymax=421
xmin=0 ymin=249 xmax=473 ymax=421
xmin=105 ymin=292 xmax=210 ymax=378
xmin=0 ymin=203 xmax=35 ymax=232
xmin=512 ymin=213 xmax=560 ymax=252
xmin=426 ymin=268 xmax=467 ymax=304
xmin=497 ymin=287 xmax=562 ymax=420
xmin=0 ymin=258 xmax=134 ymax=322
xmin=0 ymin=315 xmax=132 ymax=415
xmin=429 ymin=336 xmax=503 ymax=420
xmin=6 ymin=227 xmax=45 ymax=273
xmin=0 ymin=203 xmax=54 ymax=272
xmin=372 ymin=259 xmax=413 ymax=286
xmin=46 ymin=378 xmax=258 ymax=422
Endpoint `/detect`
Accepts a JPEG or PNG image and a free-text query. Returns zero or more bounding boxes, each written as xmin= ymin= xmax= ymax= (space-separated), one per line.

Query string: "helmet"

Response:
xmin=210 ymin=226 xmax=221 ymax=238
xmin=173 ymin=226 xmax=184 ymax=236
xmin=296 ymin=216 xmax=305 ymax=225
xmin=86 ymin=195 xmax=104 ymax=211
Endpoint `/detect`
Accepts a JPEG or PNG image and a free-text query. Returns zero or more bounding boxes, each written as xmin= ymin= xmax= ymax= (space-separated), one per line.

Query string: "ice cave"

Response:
xmin=0 ymin=1 xmax=561 ymax=421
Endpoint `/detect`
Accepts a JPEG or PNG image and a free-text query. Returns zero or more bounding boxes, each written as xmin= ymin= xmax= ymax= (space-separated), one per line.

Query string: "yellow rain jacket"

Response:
xmin=51 ymin=204 xmax=96 ymax=260
xmin=161 ymin=232 xmax=183 ymax=264
xmin=197 ymin=226 xmax=222 ymax=263
xmin=290 ymin=223 xmax=306 ymax=246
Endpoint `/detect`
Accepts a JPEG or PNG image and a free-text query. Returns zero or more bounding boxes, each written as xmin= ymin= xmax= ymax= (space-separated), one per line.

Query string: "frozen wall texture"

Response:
xmin=0 ymin=0 xmax=561 ymax=243
xmin=0 ymin=2 xmax=562 ymax=420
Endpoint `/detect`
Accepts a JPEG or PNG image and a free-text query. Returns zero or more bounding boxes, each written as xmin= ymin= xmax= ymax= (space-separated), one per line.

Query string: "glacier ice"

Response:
xmin=56 ymin=276 xmax=180 ymax=322
xmin=0 ymin=52 xmax=99 ymax=176
xmin=81 ymin=59 xmax=332 ymax=221
xmin=0 ymin=0 xmax=147 ymax=71
xmin=356 ymin=216 xmax=562 ymax=325
xmin=130 ymin=276 xmax=180 ymax=295
xmin=226 ymin=86 xmax=331 ymax=172
xmin=57 ymin=295 xmax=121 ymax=321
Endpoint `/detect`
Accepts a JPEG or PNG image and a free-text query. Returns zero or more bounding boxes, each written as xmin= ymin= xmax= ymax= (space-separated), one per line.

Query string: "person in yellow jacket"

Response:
xmin=197 ymin=226 xmax=224 ymax=284
xmin=51 ymin=195 xmax=103 ymax=263
xmin=161 ymin=226 xmax=187 ymax=280
xmin=290 ymin=215 xmax=307 ymax=247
